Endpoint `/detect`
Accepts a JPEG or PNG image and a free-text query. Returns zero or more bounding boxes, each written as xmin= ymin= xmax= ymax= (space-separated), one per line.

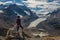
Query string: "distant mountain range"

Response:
xmin=46 ymin=8 xmax=60 ymax=28
xmin=0 ymin=0 xmax=60 ymax=28
xmin=37 ymin=8 xmax=60 ymax=29
xmin=0 ymin=0 xmax=60 ymax=2
xmin=0 ymin=3 xmax=38 ymax=28
xmin=0 ymin=0 xmax=60 ymax=37
xmin=0 ymin=0 xmax=60 ymax=16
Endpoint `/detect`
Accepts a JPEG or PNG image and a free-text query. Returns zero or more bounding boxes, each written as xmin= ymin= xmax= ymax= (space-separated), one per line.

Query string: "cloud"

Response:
xmin=0 ymin=10 xmax=4 ymax=13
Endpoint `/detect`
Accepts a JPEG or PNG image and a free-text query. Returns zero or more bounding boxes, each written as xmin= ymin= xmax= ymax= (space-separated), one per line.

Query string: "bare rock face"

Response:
xmin=0 ymin=28 xmax=8 ymax=36
xmin=35 ymin=8 xmax=60 ymax=36
xmin=47 ymin=8 xmax=60 ymax=28
xmin=37 ymin=8 xmax=60 ymax=29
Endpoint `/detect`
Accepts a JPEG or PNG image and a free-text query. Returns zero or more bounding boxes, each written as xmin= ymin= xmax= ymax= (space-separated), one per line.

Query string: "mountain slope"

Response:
xmin=35 ymin=8 xmax=60 ymax=36
xmin=0 ymin=3 xmax=38 ymax=29
xmin=46 ymin=8 xmax=60 ymax=28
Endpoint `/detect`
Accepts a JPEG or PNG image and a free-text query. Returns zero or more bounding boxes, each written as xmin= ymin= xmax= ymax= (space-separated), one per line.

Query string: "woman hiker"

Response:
xmin=16 ymin=16 xmax=23 ymax=32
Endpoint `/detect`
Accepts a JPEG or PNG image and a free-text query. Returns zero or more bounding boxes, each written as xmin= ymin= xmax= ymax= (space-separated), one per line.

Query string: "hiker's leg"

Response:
xmin=20 ymin=25 xmax=23 ymax=29
xmin=17 ymin=26 xmax=19 ymax=31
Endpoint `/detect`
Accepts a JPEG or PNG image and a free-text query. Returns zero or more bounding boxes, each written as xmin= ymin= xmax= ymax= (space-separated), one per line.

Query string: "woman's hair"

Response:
xmin=17 ymin=16 xmax=20 ymax=18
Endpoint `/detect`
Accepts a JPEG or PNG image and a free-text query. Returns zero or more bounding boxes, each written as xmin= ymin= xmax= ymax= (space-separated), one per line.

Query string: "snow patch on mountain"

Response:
xmin=24 ymin=1 xmax=60 ymax=17
xmin=0 ymin=0 xmax=60 ymax=17
xmin=0 ymin=0 xmax=60 ymax=28
xmin=0 ymin=10 xmax=4 ymax=13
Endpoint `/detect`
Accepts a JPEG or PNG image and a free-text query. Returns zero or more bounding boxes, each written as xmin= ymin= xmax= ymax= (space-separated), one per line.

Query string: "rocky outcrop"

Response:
xmin=47 ymin=8 xmax=60 ymax=28
xmin=36 ymin=8 xmax=60 ymax=36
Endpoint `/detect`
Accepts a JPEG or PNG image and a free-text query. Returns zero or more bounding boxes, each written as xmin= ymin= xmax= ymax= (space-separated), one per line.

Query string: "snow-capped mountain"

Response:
xmin=0 ymin=0 xmax=60 ymax=37
xmin=2 ymin=0 xmax=59 ymax=17
xmin=36 ymin=8 xmax=60 ymax=30
xmin=0 ymin=3 xmax=36 ymax=16
xmin=0 ymin=2 xmax=38 ymax=28
xmin=0 ymin=0 xmax=60 ymax=28
xmin=22 ymin=0 xmax=60 ymax=17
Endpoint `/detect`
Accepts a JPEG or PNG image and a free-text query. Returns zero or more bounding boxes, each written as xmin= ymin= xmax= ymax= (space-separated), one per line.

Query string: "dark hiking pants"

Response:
xmin=17 ymin=25 xmax=23 ymax=31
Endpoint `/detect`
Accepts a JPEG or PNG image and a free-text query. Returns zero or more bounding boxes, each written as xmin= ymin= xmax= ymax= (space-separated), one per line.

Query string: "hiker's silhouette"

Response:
xmin=16 ymin=16 xmax=23 ymax=31
xmin=16 ymin=16 xmax=25 ymax=40
xmin=5 ymin=15 xmax=32 ymax=40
